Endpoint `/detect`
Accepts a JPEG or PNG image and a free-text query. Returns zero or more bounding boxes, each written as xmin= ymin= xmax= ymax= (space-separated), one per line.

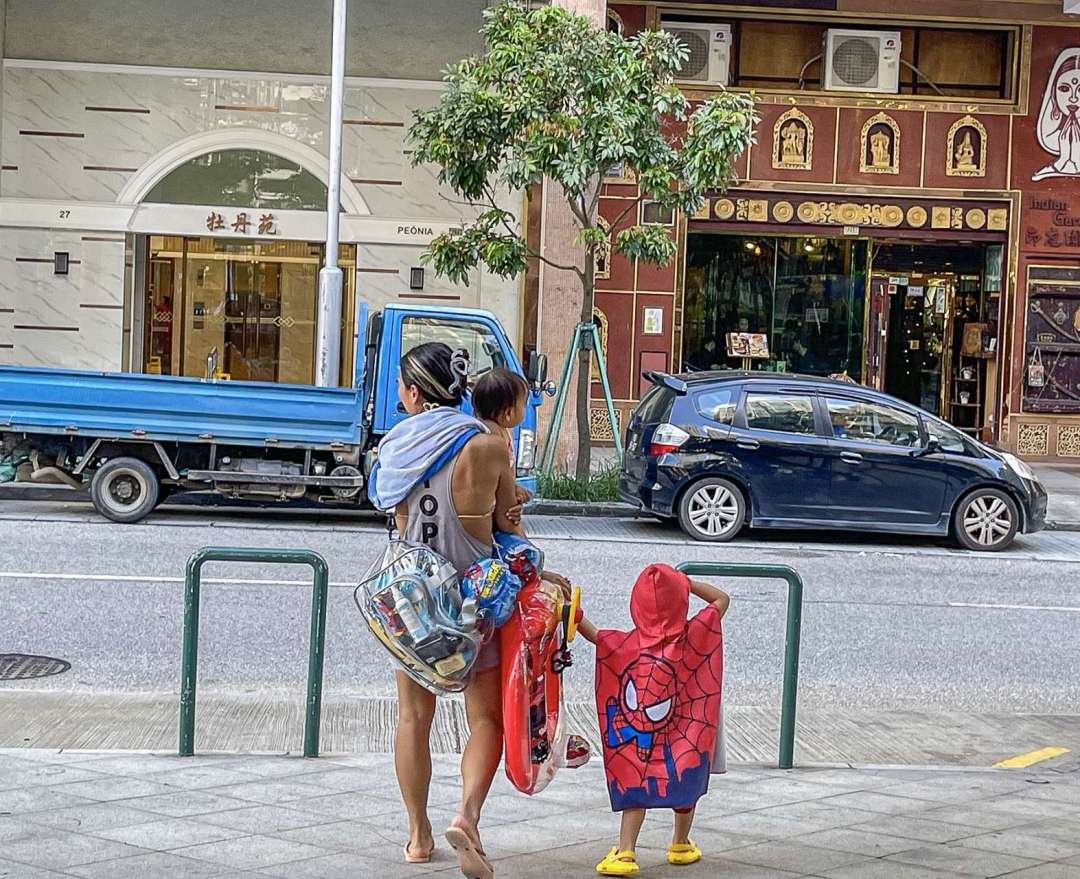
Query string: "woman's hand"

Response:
xmin=541 ymin=569 xmax=572 ymax=599
xmin=506 ymin=502 xmax=524 ymax=525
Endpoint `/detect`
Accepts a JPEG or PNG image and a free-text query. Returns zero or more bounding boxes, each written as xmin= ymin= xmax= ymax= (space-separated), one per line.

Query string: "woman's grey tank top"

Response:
xmin=403 ymin=454 xmax=491 ymax=575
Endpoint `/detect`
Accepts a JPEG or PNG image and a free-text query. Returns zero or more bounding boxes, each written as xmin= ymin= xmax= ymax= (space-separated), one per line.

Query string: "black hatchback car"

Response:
xmin=619 ymin=372 xmax=1047 ymax=551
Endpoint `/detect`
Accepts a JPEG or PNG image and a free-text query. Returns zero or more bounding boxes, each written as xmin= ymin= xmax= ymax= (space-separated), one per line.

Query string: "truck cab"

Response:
xmin=367 ymin=304 xmax=543 ymax=491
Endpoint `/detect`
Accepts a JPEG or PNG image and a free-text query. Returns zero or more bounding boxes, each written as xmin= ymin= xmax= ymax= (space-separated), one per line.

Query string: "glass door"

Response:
xmin=143 ymin=236 xmax=355 ymax=386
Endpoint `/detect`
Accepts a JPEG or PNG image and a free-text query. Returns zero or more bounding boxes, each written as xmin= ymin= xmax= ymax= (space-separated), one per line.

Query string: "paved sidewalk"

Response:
xmin=1 ymin=749 xmax=1078 ymax=879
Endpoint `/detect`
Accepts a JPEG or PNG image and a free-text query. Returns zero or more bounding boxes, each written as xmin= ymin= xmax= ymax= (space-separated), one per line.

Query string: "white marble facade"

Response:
xmin=0 ymin=61 xmax=522 ymax=372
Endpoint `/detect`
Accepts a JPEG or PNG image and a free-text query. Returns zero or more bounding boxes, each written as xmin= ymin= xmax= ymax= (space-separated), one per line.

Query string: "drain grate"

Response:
xmin=0 ymin=654 xmax=71 ymax=680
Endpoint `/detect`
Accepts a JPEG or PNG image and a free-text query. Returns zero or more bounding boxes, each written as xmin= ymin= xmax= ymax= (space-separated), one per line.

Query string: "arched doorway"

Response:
xmin=134 ymin=146 xmax=359 ymax=386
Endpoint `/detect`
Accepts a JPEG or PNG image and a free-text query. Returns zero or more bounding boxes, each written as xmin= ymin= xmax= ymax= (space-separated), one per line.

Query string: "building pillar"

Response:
xmin=537 ymin=0 xmax=605 ymax=473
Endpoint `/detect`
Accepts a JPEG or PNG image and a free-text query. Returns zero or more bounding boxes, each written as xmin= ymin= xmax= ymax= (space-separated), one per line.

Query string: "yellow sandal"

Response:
xmin=596 ymin=847 xmax=640 ymax=876
xmin=668 ymin=841 xmax=702 ymax=866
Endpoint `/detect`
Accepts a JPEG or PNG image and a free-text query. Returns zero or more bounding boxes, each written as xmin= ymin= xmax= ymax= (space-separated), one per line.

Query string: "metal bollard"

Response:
xmin=676 ymin=561 xmax=804 ymax=770
xmin=179 ymin=547 xmax=329 ymax=758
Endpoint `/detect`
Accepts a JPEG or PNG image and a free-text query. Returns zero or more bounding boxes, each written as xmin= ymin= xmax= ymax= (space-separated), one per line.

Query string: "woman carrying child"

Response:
xmin=368 ymin=342 xmax=517 ymax=878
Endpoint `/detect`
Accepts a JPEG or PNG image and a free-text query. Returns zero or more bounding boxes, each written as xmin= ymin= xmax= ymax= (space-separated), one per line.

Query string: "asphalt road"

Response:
xmin=3 ymin=500 xmax=1080 ymax=717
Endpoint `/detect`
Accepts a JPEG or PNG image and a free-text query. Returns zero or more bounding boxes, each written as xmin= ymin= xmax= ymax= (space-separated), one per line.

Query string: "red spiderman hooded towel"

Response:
xmin=594 ymin=564 xmax=723 ymax=812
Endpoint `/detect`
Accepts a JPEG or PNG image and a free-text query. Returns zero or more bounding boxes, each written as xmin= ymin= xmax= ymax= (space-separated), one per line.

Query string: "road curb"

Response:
xmin=5 ymin=483 xmax=1080 ymax=532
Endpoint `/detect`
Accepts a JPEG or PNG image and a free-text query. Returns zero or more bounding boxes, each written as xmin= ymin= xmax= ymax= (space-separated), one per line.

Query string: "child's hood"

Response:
xmin=629 ymin=563 xmax=690 ymax=646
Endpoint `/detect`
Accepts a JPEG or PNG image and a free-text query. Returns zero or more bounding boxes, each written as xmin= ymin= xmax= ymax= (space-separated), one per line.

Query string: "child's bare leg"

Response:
xmin=672 ymin=807 xmax=695 ymax=845
xmin=618 ymin=809 xmax=647 ymax=852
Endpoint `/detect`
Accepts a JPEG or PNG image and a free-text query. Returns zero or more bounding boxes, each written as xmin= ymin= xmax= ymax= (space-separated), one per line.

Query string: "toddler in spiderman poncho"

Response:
xmin=576 ymin=564 xmax=729 ymax=877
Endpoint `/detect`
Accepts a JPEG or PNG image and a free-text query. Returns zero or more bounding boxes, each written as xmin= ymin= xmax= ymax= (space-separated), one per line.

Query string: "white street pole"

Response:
xmin=315 ymin=0 xmax=347 ymax=387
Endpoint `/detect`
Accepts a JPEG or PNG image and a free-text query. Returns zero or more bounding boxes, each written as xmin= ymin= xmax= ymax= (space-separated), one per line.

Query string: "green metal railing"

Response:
xmin=179 ymin=547 xmax=329 ymax=758
xmin=676 ymin=561 xmax=804 ymax=770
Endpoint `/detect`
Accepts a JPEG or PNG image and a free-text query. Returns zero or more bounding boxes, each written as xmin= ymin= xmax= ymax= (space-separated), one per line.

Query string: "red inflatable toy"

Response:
xmin=499 ymin=578 xmax=584 ymax=795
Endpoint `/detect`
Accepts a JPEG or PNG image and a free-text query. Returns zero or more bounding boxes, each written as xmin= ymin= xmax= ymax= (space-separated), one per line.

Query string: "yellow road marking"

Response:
xmin=994 ymin=747 xmax=1070 ymax=769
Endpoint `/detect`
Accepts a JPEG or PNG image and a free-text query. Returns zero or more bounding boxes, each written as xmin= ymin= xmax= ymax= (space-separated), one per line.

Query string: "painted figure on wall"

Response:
xmin=1033 ymin=47 xmax=1080 ymax=181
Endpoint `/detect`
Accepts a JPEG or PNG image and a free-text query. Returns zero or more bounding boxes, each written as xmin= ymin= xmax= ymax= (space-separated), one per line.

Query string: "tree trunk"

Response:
xmin=573 ymin=252 xmax=595 ymax=482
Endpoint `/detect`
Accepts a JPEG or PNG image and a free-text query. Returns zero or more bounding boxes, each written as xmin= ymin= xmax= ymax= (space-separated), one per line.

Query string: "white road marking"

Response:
xmin=948 ymin=601 xmax=1080 ymax=613
xmin=0 ymin=571 xmax=357 ymax=587
xmin=1 ymin=571 xmax=1079 ymax=613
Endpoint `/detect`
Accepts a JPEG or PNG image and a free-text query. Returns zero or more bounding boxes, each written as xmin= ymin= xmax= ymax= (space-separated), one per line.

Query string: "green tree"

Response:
xmin=409 ymin=1 xmax=755 ymax=479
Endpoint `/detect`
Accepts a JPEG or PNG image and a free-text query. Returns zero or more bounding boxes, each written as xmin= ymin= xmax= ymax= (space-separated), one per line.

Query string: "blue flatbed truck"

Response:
xmin=0 ymin=303 xmax=548 ymax=523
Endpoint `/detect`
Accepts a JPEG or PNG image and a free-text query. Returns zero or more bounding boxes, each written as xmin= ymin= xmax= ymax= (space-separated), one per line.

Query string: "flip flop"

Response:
xmin=445 ymin=826 xmax=494 ymax=879
xmin=403 ymin=840 xmax=435 ymax=864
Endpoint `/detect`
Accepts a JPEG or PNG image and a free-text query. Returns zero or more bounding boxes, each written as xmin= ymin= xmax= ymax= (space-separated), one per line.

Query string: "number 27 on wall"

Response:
xmin=58 ymin=210 xmax=70 ymax=219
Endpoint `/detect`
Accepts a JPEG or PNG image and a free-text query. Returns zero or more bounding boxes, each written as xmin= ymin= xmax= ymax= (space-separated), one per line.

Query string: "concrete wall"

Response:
xmin=1 ymin=0 xmax=486 ymax=80
xmin=0 ymin=62 xmax=521 ymax=372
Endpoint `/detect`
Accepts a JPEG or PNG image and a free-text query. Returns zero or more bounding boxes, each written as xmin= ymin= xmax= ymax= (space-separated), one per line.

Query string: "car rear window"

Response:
xmin=694 ymin=388 xmax=736 ymax=425
xmin=635 ymin=384 xmax=676 ymax=424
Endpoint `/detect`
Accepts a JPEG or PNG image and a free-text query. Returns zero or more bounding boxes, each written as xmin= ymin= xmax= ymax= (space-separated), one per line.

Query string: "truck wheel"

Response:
xmin=90 ymin=457 xmax=160 ymax=523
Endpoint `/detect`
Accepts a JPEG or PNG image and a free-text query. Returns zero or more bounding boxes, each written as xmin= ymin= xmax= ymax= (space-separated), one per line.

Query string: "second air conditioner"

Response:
xmin=823 ymin=29 xmax=901 ymax=94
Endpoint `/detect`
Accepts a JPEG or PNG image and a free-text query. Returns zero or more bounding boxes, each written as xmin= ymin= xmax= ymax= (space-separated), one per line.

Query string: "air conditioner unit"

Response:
xmin=663 ymin=21 xmax=732 ymax=86
xmin=823 ymin=29 xmax=901 ymax=94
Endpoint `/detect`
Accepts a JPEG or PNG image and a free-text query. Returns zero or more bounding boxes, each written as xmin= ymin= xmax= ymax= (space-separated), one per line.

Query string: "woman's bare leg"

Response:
xmin=395 ymin=671 xmax=436 ymax=858
xmin=449 ymin=665 xmax=503 ymax=851
xmin=672 ymin=808 xmax=695 ymax=845
xmin=618 ymin=809 xmax=647 ymax=852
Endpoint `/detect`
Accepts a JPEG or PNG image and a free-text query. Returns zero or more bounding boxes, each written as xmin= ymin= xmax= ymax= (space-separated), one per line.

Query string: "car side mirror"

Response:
xmin=526 ymin=352 xmax=548 ymax=387
xmin=914 ymin=437 xmax=941 ymax=457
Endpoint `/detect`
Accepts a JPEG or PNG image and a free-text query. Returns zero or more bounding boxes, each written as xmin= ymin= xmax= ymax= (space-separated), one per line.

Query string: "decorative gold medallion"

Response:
xmin=907 ymin=206 xmax=928 ymax=227
xmin=881 ymin=205 xmax=904 ymax=227
xmin=859 ymin=112 xmax=901 ymax=175
xmin=714 ymin=198 xmax=735 ymax=220
xmin=987 ymin=207 xmax=1008 ymax=231
xmin=772 ymin=108 xmax=814 ymax=171
xmin=690 ymin=201 xmax=710 ymax=220
xmin=965 ymin=208 xmax=987 ymax=230
xmin=834 ymin=203 xmax=864 ymax=225
xmin=946 ymin=115 xmax=988 ymax=178
xmin=931 ymin=206 xmax=952 ymax=229
xmin=798 ymin=201 xmax=823 ymax=223
xmin=772 ymin=201 xmax=794 ymax=222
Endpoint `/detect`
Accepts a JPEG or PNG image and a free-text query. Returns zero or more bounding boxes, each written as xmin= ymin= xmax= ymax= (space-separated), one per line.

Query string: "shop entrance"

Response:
xmin=683 ymin=232 xmax=867 ymax=379
xmin=142 ymin=236 xmax=356 ymax=385
xmin=870 ymin=242 xmax=1002 ymax=435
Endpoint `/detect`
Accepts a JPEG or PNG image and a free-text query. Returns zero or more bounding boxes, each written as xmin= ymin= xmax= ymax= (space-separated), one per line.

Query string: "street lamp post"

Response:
xmin=315 ymin=0 xmax=348 ymax=387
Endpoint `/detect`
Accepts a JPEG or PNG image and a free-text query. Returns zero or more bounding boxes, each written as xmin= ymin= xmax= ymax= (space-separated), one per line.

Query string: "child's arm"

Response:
xmin=689 ymin=578 xmax=730 ymax=618
xmin=575 ymin=612 xmax=599 ymax=644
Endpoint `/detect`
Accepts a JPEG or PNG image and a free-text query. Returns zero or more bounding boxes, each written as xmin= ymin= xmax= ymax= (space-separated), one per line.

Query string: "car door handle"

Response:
xmin=736 ymin=439 xmax=760 ymax=450
xmin=840 ymin=451 xmax=863 ymax=464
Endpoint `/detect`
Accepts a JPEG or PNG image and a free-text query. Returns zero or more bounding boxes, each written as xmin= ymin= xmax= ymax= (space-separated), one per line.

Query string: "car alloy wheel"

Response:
xmin=678 ymin=477 xmax=745 ymax=542
xmin=955 ymin=489 xmax=1018 ymax=552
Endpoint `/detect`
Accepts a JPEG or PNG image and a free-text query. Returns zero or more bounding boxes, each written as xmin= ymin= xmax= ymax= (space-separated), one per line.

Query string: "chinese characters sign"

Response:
xmin=1024 ymin=196 xmax=1080 ymax=252
xmin=206 ymin=211 xmax=279 ymax=236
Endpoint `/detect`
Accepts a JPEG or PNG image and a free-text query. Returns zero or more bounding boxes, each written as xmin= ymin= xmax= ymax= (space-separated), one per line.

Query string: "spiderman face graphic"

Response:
xmin=606 ymin=655 xmax=677 ymax=762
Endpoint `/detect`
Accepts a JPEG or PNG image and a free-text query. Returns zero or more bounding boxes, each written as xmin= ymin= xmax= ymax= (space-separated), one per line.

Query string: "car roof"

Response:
xmin=677 ymin=370 xmax=861 ymax=389
xmin=667 ymin=371 xmax=925 ymax=413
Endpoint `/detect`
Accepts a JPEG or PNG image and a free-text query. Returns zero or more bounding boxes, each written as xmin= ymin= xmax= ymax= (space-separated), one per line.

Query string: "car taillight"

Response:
xmin=648 ymin=423 xmax=689 ymax=457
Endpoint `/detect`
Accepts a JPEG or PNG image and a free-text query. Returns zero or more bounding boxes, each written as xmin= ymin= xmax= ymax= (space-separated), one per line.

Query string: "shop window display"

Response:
xmin=683 ymin=234 xmax=866 ymax=380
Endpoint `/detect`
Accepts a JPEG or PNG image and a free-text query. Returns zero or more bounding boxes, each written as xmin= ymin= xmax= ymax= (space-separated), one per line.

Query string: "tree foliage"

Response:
xmin=409 ymin=1 xmax=757 ymax=283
